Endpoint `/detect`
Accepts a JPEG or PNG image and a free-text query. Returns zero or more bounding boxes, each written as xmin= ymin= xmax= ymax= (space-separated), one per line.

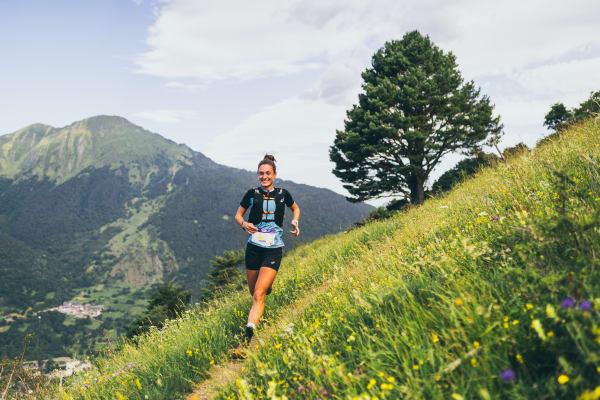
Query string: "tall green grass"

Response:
xmin=41 ymin=205 xmax=400 ymax=399
xmin=43 ymin=119 xmax=600 ymax=399
xmin=215 ymin=120 xmax=600 ymax=399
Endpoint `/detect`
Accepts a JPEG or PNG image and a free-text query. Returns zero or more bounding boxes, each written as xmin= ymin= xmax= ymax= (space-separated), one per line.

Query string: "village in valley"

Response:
xmin=48 ymin=301 xmax=105 ymax=318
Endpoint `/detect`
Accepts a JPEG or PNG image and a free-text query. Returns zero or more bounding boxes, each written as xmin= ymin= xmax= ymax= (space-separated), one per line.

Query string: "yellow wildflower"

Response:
xmin=413 ymin=365 xmax=420 ymax=370
xmin=210 ymin=360 xmax=214 ymax=365
xmin=187 ymin=350 xmax=192 ymax=357
xmin=378 ymin=372 xmax=385 ymax=377
xmin=367 ymin=378 xmax=376 ymax=390
xmin=473 ymin=341 xmax=480 ymax=348
xmin=516 ymin=354 xmax=523 ymax=364
xmin=136 ymin=378 xmax=142 ymax=390
xmin=432 ymin=334 xmax=439 ymax=343
xmin=455 ymin=298 xmax=463 ymax=306
xmin=557 ymin=374 xmax=569 ymax=384
xmin=387 ymin=376 xmax=395 ymax=383
xmin=451 ymin=394 xmax=465 ymax=400
xmin=512 ymin=320 xmax=519 ymax=325
xmin=526 ymin=303 xmax=534 ymax=310
xmin=470 ymin=358 xmax=477 ymax=367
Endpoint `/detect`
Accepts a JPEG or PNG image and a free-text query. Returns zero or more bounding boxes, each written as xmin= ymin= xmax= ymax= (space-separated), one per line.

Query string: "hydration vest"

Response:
xmin=247 ymin=187 xmax=287 ymax=228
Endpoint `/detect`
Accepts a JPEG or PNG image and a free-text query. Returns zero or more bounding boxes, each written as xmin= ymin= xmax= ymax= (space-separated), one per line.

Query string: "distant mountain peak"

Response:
xmin=0 ymin=115 xmax=196 ymax=182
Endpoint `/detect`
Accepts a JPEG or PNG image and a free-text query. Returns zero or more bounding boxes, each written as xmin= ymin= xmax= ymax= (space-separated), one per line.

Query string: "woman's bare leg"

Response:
xmin=248 ymin=267 xmax=277 ymax=326
xmin=246 ymin=269 xmax=259 ymax=295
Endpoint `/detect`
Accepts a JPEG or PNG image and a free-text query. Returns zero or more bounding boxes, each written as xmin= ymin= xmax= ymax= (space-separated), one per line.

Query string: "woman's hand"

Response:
xmin=290 ymin=219 xmax=300 ymax=236
xmin=242 ymin=221 xmax=258 ymax=234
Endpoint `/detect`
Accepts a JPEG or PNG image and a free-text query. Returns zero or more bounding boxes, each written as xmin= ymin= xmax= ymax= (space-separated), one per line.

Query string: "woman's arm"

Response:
xmin=290 ymin=202 xmax=300 ymax=236
xmin=235 ymin=206 xmax=258 ymax=234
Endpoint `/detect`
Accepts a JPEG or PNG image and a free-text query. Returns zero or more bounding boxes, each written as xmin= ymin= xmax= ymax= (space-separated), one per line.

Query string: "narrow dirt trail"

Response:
xmin=185 ymin=273 xmax=341 ymax=400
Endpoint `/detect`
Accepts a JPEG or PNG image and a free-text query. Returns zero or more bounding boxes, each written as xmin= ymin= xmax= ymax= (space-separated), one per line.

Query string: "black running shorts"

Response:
xmin=245 ymin=242 xmax=283 ymax=271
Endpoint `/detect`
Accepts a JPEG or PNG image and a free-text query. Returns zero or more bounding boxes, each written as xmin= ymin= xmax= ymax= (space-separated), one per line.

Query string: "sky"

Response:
xmin=1 ymin=0 xmax=599 ymax=205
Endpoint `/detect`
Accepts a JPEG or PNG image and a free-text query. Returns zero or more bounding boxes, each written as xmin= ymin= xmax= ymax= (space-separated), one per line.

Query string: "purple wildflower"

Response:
xmin=318 ymin=386 xmax=324 ymax=393
xmin=297 ymin=385 xmax=304 ymax=392
xmin=491 ymin=216 xmax=500 ymax=221
xmin=322 ymin=390 xmax=329 ymax=396
xmin=500 ymin=369 xmax=516 ymax=383
xmin=320 ymin=368 xmax=325 ymax=374
xmin=308 ymin=384 xmax=313 ymax=391
xmin=579 ymin=300 xmax=593 ymax=311
xmin=561 ymin=297 xmax=576 ymax=309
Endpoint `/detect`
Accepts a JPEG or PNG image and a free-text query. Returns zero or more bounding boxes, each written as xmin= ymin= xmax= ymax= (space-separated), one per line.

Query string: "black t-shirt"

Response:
xmin=240 ymin=188 xmax=294 ymax=209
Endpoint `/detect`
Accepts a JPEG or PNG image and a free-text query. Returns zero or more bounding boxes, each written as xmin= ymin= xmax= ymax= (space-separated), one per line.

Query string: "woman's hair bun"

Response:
xmin=263 ymin=154 xmax=276 ymax=162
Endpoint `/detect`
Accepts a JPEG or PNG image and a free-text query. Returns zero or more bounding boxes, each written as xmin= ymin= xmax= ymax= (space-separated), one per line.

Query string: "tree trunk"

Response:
xmin=416 ymin=176 xmax=425 ymax=204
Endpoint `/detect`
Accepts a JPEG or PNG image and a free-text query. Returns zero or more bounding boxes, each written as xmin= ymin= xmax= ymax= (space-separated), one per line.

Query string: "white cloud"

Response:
xmin=138 ymin=0 xmax=600 ymax=201
xmin=204 ymin=96 xmax=347 ymax=192
xmin=133 ymin=109 xmax=196 ymax=123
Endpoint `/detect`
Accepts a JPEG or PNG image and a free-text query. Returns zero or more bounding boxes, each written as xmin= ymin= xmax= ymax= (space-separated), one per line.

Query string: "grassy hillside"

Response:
xmin=37 ymin=119 xmax=600 ymax=399
xmin=0 ymin=116 xmax=372 ymax=361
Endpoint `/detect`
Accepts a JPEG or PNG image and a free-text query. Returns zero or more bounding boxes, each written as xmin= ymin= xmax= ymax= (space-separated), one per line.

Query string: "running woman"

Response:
xmin=234 ymin=155 xmax=300 ymax=343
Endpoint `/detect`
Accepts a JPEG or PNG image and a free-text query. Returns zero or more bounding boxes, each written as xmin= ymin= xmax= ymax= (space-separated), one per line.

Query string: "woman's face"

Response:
xmin=258 ymin=164 xmax=276 ymax=189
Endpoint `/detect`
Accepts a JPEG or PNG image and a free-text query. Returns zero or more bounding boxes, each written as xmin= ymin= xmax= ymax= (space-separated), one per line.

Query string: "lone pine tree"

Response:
xmin=330 ymin=30 xmax=502 ymax=204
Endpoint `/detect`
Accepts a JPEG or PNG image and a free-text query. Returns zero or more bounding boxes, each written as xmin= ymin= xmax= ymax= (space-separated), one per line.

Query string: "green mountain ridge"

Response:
xmin=0 ymin=116 xmax=373 ymax=360
xmin=0 ymin=116 xmax=195 ymax=183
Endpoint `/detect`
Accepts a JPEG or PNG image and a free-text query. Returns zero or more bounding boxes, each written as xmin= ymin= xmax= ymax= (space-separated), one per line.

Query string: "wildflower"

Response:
xmin=455 ymin=298 xmax=463 ymax=306
xmin=546 ymin=304 xmax=557 ymax=319
xmin=471 ymin=358 xmax=477 ymax=367
xmin=451 ymin=394 xmax=465 ymax=400
xmin=561 ymin=297 xmax=576 ymax=309
xmin=136 ymin=378 xmax=142 ymax=390
xmin=432 ymin=334 xmax=439 ymax=343
xmin=380 ymin=383 xmax=393 ymax=390
xmin=547 ymin=331 xmax=554 ymax=337
xmin=473 ymin=341 xmax=480 ymax=348
xmin=297 ymin=385 xmax=304 ymax=392
xmin=367 ymin=379 xmax=376 ymax=390
xmin=491 ymin=216 xmax=500 ymax=221
xmin=413 ymin=364 xmax=419 ymax=370
xmin=557 ymin=374 xmax=569 ymax=384
xmin=526 ymin=303 xmax=534 ymax=310
xmin=210 ymin=360 xmax=214 ymax=365
xmin=500 ymin=369 xmax=516 ymax=383
xmin=387 ymin=376 xmax=395 ymax=383
xmin=378 ymin=372 xmax=385 ymax=377
xmin=579 ymin=300 xmax=593 ymax=311
xmin=516 ymin=354 xmax=523 ymax=364
xmin=187 ymin=350 xmax=193 ymax=357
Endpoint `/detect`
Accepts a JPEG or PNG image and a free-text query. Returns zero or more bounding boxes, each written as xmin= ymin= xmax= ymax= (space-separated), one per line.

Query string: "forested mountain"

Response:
xmin=0 ymin=116 xmax=372 ymax=359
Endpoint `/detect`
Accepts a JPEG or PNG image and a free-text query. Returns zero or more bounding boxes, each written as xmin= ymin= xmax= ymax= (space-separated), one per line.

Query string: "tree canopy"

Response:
xmin=330 ymin=30 xmax=502 ymax=204
xmin=544 ymin=90 xmax=600 ymax=132
xmin=126 ymin=282 xmax=191 ymax=339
